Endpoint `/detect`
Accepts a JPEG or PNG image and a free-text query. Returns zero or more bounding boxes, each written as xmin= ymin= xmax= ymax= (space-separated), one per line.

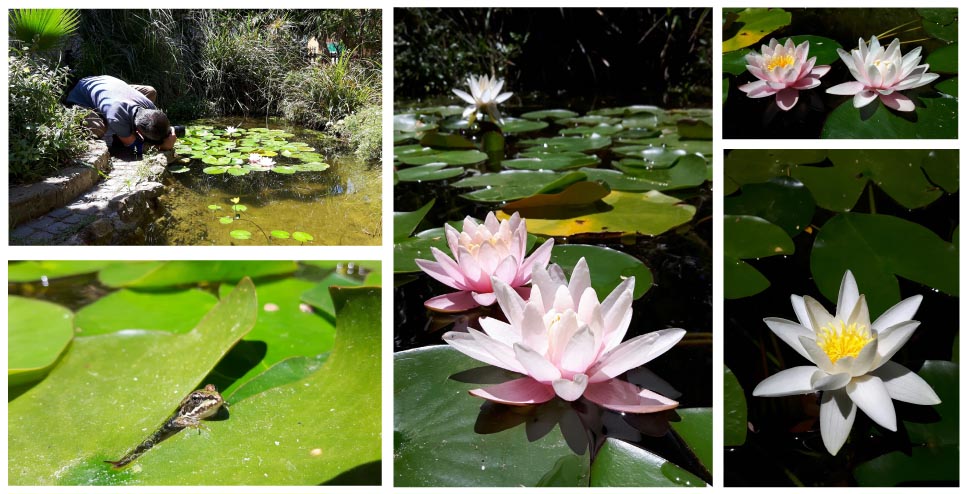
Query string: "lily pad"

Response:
xmin=723 ymin=366 xmax=747 ymax=446
xmin=520 ymin=109 xmax=578 ymax=120
xmin=724 ymin=149 xmax=828 ymax=194
xmin=503 ymin=181 xmax=610 ymax=211
xmin=670 ymin=408 xmax=713 ymax=475
xmin=501 ymin=117 xmax=549 ymax=134
xmin=811 ymin=212 xmax=958 ymax=315
xmin=560 ymin=124 xmax=623 ymax=137
xmin=398 ymin=149 xmax=488 ymax=166
xmin=394 ymin=199 xmax=435 ymax=242
xmin=724 ymin=215 xmax=794 ymax=299
xmin=589 ymin=438 xmax=705 ymax=487
xmin=724 ymin=177 xmax=816 ymax=236
xmin=9 ymin=296 xmax=74 ymax=386
xmin=230 ymin=230 xmax=253 ymax=240
xmin=613 ymin=154 xmax=708 ymax=190
xmin=7 ymin=261 xmax=118 ymax=282
xmin=722 ymin=8 xmax=792 ymax=52
xmin=455 ymin=170 xmax=587 ymax=203
xmin=503 ymin=154 xmax=599 ymax=171
xmin=821 ymin=94 xmax=958 ymax=139
xmin=520 ymin=136 xmax=612 ymax=153
xmin=397 ymin=163 xmax=465 ymax=182
xmin=97 ymin=261 xmax=297 ymax=288
xmin=202 ymin=166 xmax=227 ymax=175
xmin=271 ymin=230 xmax=291 ymax=240
xmin=549 ymin=244 xmax=652 ymax=300
xmin=74 ymin=289 xmax=219 ymax=336
xmin=292 ymin=232 xmax=314 ymax=243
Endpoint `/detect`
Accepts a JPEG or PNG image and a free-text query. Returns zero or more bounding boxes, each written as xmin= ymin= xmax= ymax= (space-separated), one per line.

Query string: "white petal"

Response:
xmin=588 ymin=328 xmax=685 ymax=382
xmin=799 ymin=335 xmax=835 ymax=372
xmin=443 ymin=330 xmax=524 ymax=374
xmin=846 ymin=294 xmax=871 ymax=330
xmin=849 ymin=338 xmax=878 ymax=377
xmin=560 ymin=326 xmax=597 ymax=374
xmin=492 ymin=278 xmax=526 ymax=326
xmin=513 ymin=343 xmax=561 ymax=383
xmin=790 ymin=295 xmax=812 ymax=329
xmin=871 ymin=295 xmax=922 ymax=332
xmin=520 ymin=299 xmax=549 ymax=355
xmin=478 ymin=317 xmax=520 ymax=347
xmin=568 ymin=258 xmax=592 ymax=305
xmin=870 ymin=361 xmax=941 ymax=405
xmin=804 ymin=296 xmax=836 ymax=331
xmin=846 ymin=375 xmax=897 ymax=431
xmin=871 ymin=320 xmax=920 ymax=370
xmin=752 ymin=366 xmax=817 ymax=397
xmin=552 ymin=374 xmax=588 ymax=401
xmin=820 ymin=388 xmax=857 ymax=455
xmin=836 ymin=270 xmax=860 ymax=321
xmin=452 ymin=88 xmax=475 ymax=105
xmin=764 ymin=317 xmax=813 ymax=361
xmin=811 ymin=370 xmax=851 ymax=391
xmin=602 ymin=290 xmax=634 ymax=352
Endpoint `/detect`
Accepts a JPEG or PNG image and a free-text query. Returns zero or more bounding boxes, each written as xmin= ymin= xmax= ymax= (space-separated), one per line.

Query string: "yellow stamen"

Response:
xmin=766 ymin=54 xmax=795 ymax=72
xmin=816 ymin=321 xmax=873 ymax=363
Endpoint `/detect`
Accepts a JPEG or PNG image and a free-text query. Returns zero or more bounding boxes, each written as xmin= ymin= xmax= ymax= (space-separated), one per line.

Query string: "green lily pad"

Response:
xmin=670 ymin=408 xmax=713 ymax=475
xmin=394 ymin=113 xmax=438 ymax=132
xmin=556 ymin=115 xmax=621 ymax=126
xmin=821 ymin=94 xmax=958 ymax=139
xmin=228 ymin=354 xmax=329 ymax=404
xmin=504 ymin=181 xmax=610 ymax=211
xmin=503 ymin=154 xmax=599 ymax=171
xmin=74 ymin=289 xmax=219 ymax=335
xmin=292 ymin=231 xmax=314 ymax=243
xmin=811 ymin=212 xmax=958 ymax=315
xmin=397 ymin=163 xmax=465 ymax=182
xmin=454 ymin=170 xmax=587 ymax=203
xmin=419 ymin=131 xmax=477 ymax=149
xmin=724 ymin=215 xmax=794 ymax=299
xmin=588 ymin=105 xmax=661 ymax=117
xmin=722 ymin=8 xmax=792 ymax=52
xmin=168 ymin=165 xmax=190 ymax=173
xmin=9 ymin=296 xmax=74 ymax=387
xmin=270 ymin=230 xmax=291 ymax=239
xmin=724 ymin=149 xmax=828 ymax=194
xmin=394 ymin=199 xmax=435 ymax=242
xmin=218 ymin=216 xmax=233 ymax=225
xmin=395 ymin=345 xmax=588 ymax=486
xmin=520 ymin=136 xmax=612 ymax=153
xmin=202 ymin=166 xmax=227 ymax=174
xmin=549 ymin=244 xmax=653 ymax=300
xmin=509 ymin=190 xmax=696 ymax=237
xmin=8 ymin=279 xmax=259 ymax=485
xmin=393 ymin=227 xmax=450 ymax=274
xmin=230 ymin=230 xmax=253 ymax=240
xmin=97 ymin=261 xmax=297 ymax=288
xmin=7 ymin=261 xmax=118 ymax=282
xmin=560 ymin=124 xmax=623 ymax=136
xmin=520 ymin=109 xmax=578 ymax=120
xmin=724 ymin=176 xmax=816 ymax=236
xmin=613 ymin=145 xmax=688 ymax=165
xmin=936 ymin=77 xmax=957 ymax=97
xmin=676 ymin=119 xmax=713 ymax=140
xmin=723 ymin=366 xmax=747 ymax=446
xmin=271 ymin=166 xmax=297 ymax=174
xmin=613 ymin=154 xmax=708 ymax=190
xmin=398 ymin=149 xmax=488 ymax=166
xmin=579 ymin=168 xmax=668 ymax=192
xmin=589 ymin=438 xmax=706 ymax=487
xmin=919 ymin=8 xmax=958 ymax=42
xmin=926 ymin=43 xmax=957 ymax=73
xmin=501 ymin=117 xmax=549 ymax=134
xmin=227 ymin=167 xmax=250 ymax=176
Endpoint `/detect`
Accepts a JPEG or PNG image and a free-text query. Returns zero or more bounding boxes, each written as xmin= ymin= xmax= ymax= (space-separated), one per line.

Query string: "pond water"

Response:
xmin=148 ymin=117 xmax=381 ymax=246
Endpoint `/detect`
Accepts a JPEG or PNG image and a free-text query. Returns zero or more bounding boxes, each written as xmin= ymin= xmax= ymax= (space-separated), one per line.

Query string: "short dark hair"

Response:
xmin=135 ymin=109 xmax=170 ymax=142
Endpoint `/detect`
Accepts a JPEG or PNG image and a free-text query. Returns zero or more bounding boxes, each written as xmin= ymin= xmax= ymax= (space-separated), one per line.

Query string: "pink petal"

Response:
xmin=471 ymin=291 xmax=497 ymax=307
xmin=775 ymin=88 xmax=800 ymax=111
xmin=415 ymin=258 xmax=463 ymax=290
xmin=515 ymin=238 xmax=554 ymax=286
xmin=513 ymin=343 xmax=561 ymax=383
xmin=552 ymin=374 xmax=588 ymax=401
xmin=583 ymin=379 xmax=679 ymax=413
xmin=443 ymin=329 xmax=525 ymax=374
xmin=479 ymin=317 xmax=519 ymax=347
xmin=425 ymin=291 xmax=481 ymax=312
xmin=430 ymin=247 xmax=468 ymax=287
xmin=853 ymin=90 xmax=878 ymax=108
xmin=567 ymin=257 xmax=592 ymax=304
xmin=469 ymin=378 xmax=556 ymax=405
xmin=739 ymin=80 xmax=776 ymax=98
xmin=588 ymin=328 xmax=686 ymax=382
xmin=826 ymin=81 xmax=865 ymax=96
xmin=880 ymin=92 xmax=915 ymax=112
xmin=560 ymin=327 xmax=597 ymax=374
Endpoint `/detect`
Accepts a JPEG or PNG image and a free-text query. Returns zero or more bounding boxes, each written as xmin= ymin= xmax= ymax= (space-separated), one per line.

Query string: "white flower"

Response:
xmin=753 ymin=270 xmax=941 ymax=455
xmin=225 ymin=126 xmax=238 ymax=135
xmin=826 ymin=36 xmax=939 ymax=112
xmin=248 ymin=153 xmax=263 ymax=164
xmin=452 ymin=74 xmax=513 ymax=124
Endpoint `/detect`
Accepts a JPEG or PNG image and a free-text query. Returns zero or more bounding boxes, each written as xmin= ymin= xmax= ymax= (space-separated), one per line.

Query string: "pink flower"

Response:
xmin=415 ymin=211 xmax=554 ymax=312
xmin=826 ymin=36 xmax=939 ymax=112
xmin=739 ymin=38 xmax=831 ymax=111
xmin=443 ymin=258 xmax=685 ymax=413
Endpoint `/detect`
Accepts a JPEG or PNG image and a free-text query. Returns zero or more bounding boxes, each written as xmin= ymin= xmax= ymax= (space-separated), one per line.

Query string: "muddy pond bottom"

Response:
xmin=147 ymin=118 xmax=381 ymax=246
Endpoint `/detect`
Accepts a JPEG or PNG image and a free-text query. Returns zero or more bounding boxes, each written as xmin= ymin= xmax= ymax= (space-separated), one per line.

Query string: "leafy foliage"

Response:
xmin=9 ymin=9 xmax=80 ymax=52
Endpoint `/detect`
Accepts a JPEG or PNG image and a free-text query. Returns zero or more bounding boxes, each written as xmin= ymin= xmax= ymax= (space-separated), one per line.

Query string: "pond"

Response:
xmin=149 ymin=117 xmax=381 ymax=246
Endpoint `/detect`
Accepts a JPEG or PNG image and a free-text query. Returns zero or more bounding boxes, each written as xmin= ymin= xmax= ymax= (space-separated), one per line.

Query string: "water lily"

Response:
xmin=443 ymin=258 xmax=685 ymax=412
xmin=248 ymin=153 xmax=263 ymax=164
xmin=826 ymin=36 xmax=939 ymax=112
xmin=415 ymin=211 xmax=553 ymax=312
xmin=752 ymin=270 xmax=941 ymax=455
xmin=256 ymin=156 xmax=275 ymax=168
xmin=225 ymin=126 xmax=238 ymax=135
xmin=453 ymin=74 xmax=513 ymax=124
xmin=739 ymin=38 xmax=830 ymax=111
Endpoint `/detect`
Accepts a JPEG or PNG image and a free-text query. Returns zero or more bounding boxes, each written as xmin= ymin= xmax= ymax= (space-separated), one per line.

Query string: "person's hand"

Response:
xmin=159 ymin=129 xmax=177 ymax=150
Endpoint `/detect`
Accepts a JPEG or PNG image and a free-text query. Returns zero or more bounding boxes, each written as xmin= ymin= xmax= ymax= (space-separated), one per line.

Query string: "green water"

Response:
xmin=149 ymin=117 xmax=381 ymax=246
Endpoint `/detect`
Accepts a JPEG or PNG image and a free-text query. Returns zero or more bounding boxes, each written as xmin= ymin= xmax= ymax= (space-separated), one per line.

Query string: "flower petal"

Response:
xmin=848 ymin=338 xmax=878 ymax=377
xmin=790 ymin=295 xmax=811 ymax=329
xmin=764 ymin=317 xmax=814 ymax=361
xmin=739 ymin=80 xmax=776 ymax=98
xmin=871 ymin=294 xmax=922 ymax=333
xmin=800 ymin=335 xmax=836 ymax=373
xmin=804 ymin=296 xmax=837 ymax=332
xmin=826 ymin=81 xmax=865 ymax=95
xmin=471 ymin=291 xmax=497 ymax=307
xmin=811 ymin=370 xmax=851 ymax=391
xmin=846 ymin=374 xmax=897 ymax=431
xmin=469 ymin=378 xmax=556 ymax=405
xmin=425 ymin=291 xmax=481 ymax=312
xmin=819 ymin=388 xmax=857 ymax=456
xmin=516 ymin=238 xmax=554 ymax=286
xmin=871 ymin=320 xmax=920 ymax=370
xmin=552 ymin=374 xmax=588 ymax=402
xmin=836 ymin=270 xmax=859 ymax=321
xmin=415 ymin=258 xmax=463 ymax=290
xmin=870 ymin=361 xmax=941 ymax=405
xmin=853 ymin=90 xmax=879 ymax=108
xmin=443 ymin=329 xmax=524 ymax=373
xmin=452 ymin=88 xmax=475 ymax=105
xmin=560 ymin=326 xmax=597 ymax=374
xmin=588 ymin=328 xmax=685 ymax=382
xmin=879 ymin=92 xmax=915 ymax=112
xmin=492 ymin=277 xmax=526 ymax=327
xmin=752 ymin=366 xmax=817 ymax=397
xmin=479 ymin=317 xmax=519 ymax=347
xmin=775 ymin=88 xmax=800 ymax=111
xmin=583 ymin=379 xmax=679 ymax=413
xmin=513 ymin=343 xmax=561 ymax=383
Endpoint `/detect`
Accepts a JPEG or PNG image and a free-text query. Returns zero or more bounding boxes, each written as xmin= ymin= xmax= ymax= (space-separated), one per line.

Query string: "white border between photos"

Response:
xmin=1 ymin=0 xmax=967 ymax=493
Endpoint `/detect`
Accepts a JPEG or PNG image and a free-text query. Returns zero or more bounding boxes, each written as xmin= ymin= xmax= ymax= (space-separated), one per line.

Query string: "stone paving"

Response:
xmin=10 ymin=151 xmax=171 ymax=245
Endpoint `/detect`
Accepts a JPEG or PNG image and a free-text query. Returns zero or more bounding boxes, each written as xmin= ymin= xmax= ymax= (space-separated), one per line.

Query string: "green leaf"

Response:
xmin=612 ymin=154 xmax=709 ymax=190
xmin=9 ymin=296 xmax=74 ymax=386
xmin=218 ymin=216 xmax=234 ymax=225
xmin=724 ymin=215 xmax=794 ymax=299
xmin=670 ymin=408 xmax=713 ymax=474
xmin=589 ymin=438 xmax=706 ymax=487
xmin=270 ymin=230 xmax=291 ymax=239
xmin=455 ymin=170 xmax=587 ymax=203
xmin=515 ymin=190 xmax=697 ymax=237
xmin=292 ymin=231 xmax=314 ymax=243
xmin=722 ymin=8 xmax=792 ymax=52
xmin=724 ymin=177 xmax=816 ymax=236
xmin=549 ymin=244 xmax=653 ymax=300
xmin=676 ymin=119 xmax=713 ymax=140
xmin=398 ymin=149 xmax=488 ymax=166
xmin=724 ymin=149 xmax=827 ymax=195
xmin=394 ymin=199 xmax=435 ymax=242
xmin=560 ymin=124 xmax=623 ymax=137
xmin=9 ymin=279 xmax=259 ymax=485
xmin=579 ymin=168 xmax=682 ymax=192
xmin=230 ymin=229 xmax=253 ymax=240
xmin=394 ymin=346 xmax=588 ymax=486
xmin=74 ymin=289 xmax=219 ymax=335
xmin=724 ymin=256 xmax=770 ymax=299
xmin=7 ymin=260 xmax=118 ymax=282
xmin=300 ymin=272 xmax=365 ymax=318
xmin=918 ymin=8 xmax=958 ymax=42
xmin=202 ymin=166 xmax=227 ymax=174
xmin=519 ymin=109 xmax=579 ymax=120
xmin=723 ymin=366 xmax=748 ymax=446
xmin=503 ymin=154 xmax=599 ymax=171
xmin=821 ymin=95 xmax=958 ymax=139
xmin=396 ymin=163 xmax=465 ymax=182
xmin=811 ymin=213 xmax=958 ymax=315
xmin=519 ymin=136 xmax=612 ymax=153
xmin=228 ymin=354 xmax=329 ymax=403
xmin=98 ymin=261 xmax=298 ymax=288
xmin=926 ymin=43 xmax=957 ymax=73
xmin=501 ymin=117 xmax=549 ymax=134
xmin=393 ymin=227 xmax=450 ymax=274
xmin=207 ymin=204 xmax=222 ymax=210
xmin=418 ymin=131 xmax=477 ymax=149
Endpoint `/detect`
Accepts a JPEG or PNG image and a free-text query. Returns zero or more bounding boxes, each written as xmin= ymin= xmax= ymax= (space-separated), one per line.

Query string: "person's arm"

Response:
xmin=159 ymin=128 xmax=177 ymax=150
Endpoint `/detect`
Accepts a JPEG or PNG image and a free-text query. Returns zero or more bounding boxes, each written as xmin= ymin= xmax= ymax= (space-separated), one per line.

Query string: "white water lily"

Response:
xmin=452 ymin=74 xmax=513 ymax=124
xmin=753 ymin=270 xmax=940 ymax=455
xmin=225 ymin=126 xmax=238 ymax=135
xmin=826 ymin=36 xmax=939 ymax=112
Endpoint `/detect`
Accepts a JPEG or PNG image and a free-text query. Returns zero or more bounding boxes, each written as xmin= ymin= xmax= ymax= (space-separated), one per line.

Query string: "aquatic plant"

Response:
xmin=444 ymin=257 xmax=685 ymax=412
xmin=173 ymin=125 xmax=330 ymax=175
xmin=207 ymin=197 xmax=314 ymax=244
xmin=415 ymin=211 xmax=553 ymax=312
xmin=738 ymin=38 xmax=830 ymax=111
xmin=453 ymin=74 xmax=513 ymax=124
xmin=826 ymin=36 xmax=939 ymax=112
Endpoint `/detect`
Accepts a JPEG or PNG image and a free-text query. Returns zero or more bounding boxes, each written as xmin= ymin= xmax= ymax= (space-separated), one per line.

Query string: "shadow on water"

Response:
xmin=148 ymin=117 xmax=381 ymax=246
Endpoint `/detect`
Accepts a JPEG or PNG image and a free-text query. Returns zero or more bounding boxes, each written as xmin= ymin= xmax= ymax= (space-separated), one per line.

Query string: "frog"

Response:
xmin=106 ymin=384 xmax=225 ymax=468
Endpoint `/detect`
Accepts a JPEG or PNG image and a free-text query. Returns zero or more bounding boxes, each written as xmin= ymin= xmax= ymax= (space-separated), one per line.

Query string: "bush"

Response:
xmin=334 ymin=103 xmax=381 ymax=163
xmin=280 ymin=51 xmax=380 ymax=129
xmin=8 ymin=49 xmax=91 ymax=183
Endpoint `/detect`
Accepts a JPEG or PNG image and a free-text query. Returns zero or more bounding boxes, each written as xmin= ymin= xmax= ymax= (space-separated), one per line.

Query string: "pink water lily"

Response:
xmin=443 ymin=258 xmax=685 ymax=413
xmin=415 ymin=211 xmax=553 ymax=312
xmin=826 ymin=36 xmax=939 ymax=112
xmin=739 ymin=38 xmax=830 ymax=111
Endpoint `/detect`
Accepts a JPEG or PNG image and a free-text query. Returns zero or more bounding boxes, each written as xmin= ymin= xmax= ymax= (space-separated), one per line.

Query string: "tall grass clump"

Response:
xmin=8 ymin=49 xmax=91 ymax=184
xmin=281 ymin=51 xmax=380 ymax=129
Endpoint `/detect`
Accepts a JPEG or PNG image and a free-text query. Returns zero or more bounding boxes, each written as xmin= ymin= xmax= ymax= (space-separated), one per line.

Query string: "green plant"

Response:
xmin=281 ymin=49 xmax=380 ymax=129
xmin=8 ymin=48 xmax=91 ymax=184
xmin=334 ymin=103 xmax=381 ymax=162
xmin=9 ymin=9 xmax=80 ymax=52
xmin=208 ymin=198 xmax=314 ymax=245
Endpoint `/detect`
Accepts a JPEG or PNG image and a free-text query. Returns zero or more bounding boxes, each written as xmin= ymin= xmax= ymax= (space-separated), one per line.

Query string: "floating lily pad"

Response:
xmin=520 ymin=109 xmax=578 ymax=120
xmin=292 ymin=231 xmax=314 ymax=243
xmin=503 ymin=154 xmax=599 ymax=171
xmin=520 ymin=136 xmax=612 ymax=153
xmin=454 ymin=170 xmax=587 ymax=202
xmin=612 ymin=154 xmax=708 ymax=190
xmin=501 ymin=117 xmax=549 ymax=134
xmin=588 ymin=105 xmax=661 ymax=117
xmin=419 ymin=131 xmax=477 ymax=149
xmin=549 ymin=244 xmax=653 ymax=300
xmin=398 ymin=149 xmax=488 ymax=166
xmin=271 ymin=230 xmax=291 ymax=239
xmin=723 ymin=8 xmax=792 ymax=52
xmin=724 ymin=149 xmax=828 ymax=194
xmin=394 ymin=199 xmax=435 ymax=242
xmin=9 ymin=297 xmax=74 ymax=387
xmin=230 ymin=230 xmax=253 ymax=240
xmin=397 ymin=163 xmax=465 ymax=182
xmin=821 ymin=93 xmax=958 ymax=139
xmin=556 ymin=115 xmax=621 ymax=126
xmin=503 ymin=181 xmax=610 ymax=211
xmin=589 ymin=438 xmax=706 ymax=487
xmin=724 ymin=177 xmax=816 ymax=236
xmin=724 ymin=215 xmax=794 ymax=299
xmin=202 ymin=166 xmax=227 ymax=174
xmin=723 ymin=366 xmax=747 ymax=446
xmin=219 ymin=216 xmax=233 ymax=225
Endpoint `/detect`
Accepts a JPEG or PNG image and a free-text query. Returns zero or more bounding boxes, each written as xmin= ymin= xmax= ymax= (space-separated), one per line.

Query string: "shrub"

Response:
xmin=280 ymin=51 xmax=380 ymax=129
xmin=8 ymin=49 xmax=91 ymax=184
xmin=334 ymin=103 xmax=381 ymax=163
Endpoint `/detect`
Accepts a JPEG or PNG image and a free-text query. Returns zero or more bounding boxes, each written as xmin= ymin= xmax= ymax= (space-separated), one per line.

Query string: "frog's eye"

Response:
xmin=189 ymin=393 xmax=204 ymax=401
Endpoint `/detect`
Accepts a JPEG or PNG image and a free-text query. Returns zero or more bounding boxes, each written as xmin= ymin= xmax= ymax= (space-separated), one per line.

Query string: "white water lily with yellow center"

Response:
xmin=753 ymin=270 xmax=940 ymax=455
xmin=453 ymin=74 xmax=513 ymax=124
